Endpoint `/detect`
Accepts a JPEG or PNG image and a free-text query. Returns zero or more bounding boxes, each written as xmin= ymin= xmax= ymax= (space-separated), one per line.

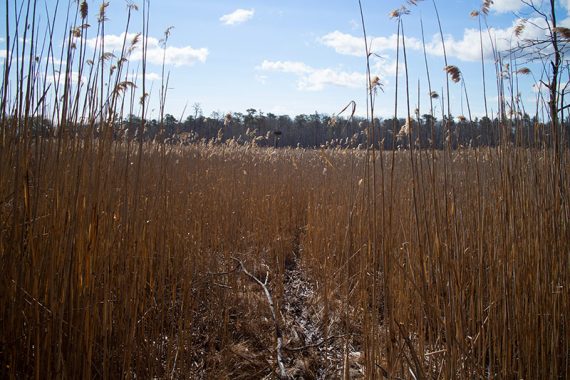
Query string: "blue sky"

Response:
xmin=2 ymin=0 xmax=570 ymax=120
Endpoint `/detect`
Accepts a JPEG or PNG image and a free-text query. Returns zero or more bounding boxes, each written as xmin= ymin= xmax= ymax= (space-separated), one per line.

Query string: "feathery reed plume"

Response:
xmin=99 ymin=2 xmax=110 ymax=22
xmin=470 ymin=10 xmax=480 ymax=17
xmin=100 ymin=51 xmax=116 ymax=62
xmin=444 ymin=65 xmax=462 ymax=83
xmin=370 ymin=75 xmax=380 ymax=86
xmin=516 ymin=67 xmax=531 ymax=75
xmin=80 ymin=1 xmax=88 ymax=20
xmin=128 ymin=32 xmax=142 ymax=56
xmin=430 ymin=90 xmax=439 ymax=98
xmin=553 ymin=26 xmax=570 ymax=39
xmin=514 ymin=20 xmax=526 ymax=37
xmin=114 ymin=80 xmax=137 ymax=95
xmin=127 ymin=1 xmax=139 ymax=11
xmin=390 ymin=7 xmax=410 ymax=19
xmin=224 ymin=113 xmax=232 ymax=126
xmin=399 ymin=116 xmax=414 ymax=135
xmin=131 ymin=32 xmax=141 ymax=47
xmin=162 ymin=26 xmax=175 ymax=45
xmin=370 ymin=75 xmax=383 ymax=91
xmin=72 ymin=27 xmax=82 ymax=38
xmin=481 ymin=0 xmax=493 ymax=15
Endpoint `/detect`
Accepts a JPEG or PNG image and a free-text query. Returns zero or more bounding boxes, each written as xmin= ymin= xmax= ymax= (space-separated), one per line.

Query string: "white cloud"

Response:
xmin=87 ymin=33 xmax=133 ymax=51
xmin=426 ymin=16 xmax=570 ymax=62
xmin=425 ymin=28 xmax=498 ymax=62
xmin=493 ymin=0 xmax=570 ymax=14
xmin=87 ymin=33 xmax=208 ymax=67
xmin=220 ymin=8 xmax=255 ymax=26
xmin=319 ymin=31 xmax=363 ymax=56
xmin=146 ymin=45 xmax=208 ymax=67
xmin=42 ymin=57 xmax=65 ymax=67
xmin=260 ymin=60 xmax=312 ymax=74
xmin=322 ymin=16 xmax=563 ymax=64
xmin=319 ymin=30 xmax=422 ymax=57
xmin=46 ymin=71 xmax=85 ymax=85
xmin=372 ymin=58 xmax=399 ymax=78
xmin=491 ymin=0 xmax=524 ymax=13
xmin=321 ymin=15 xmax=570 ymax=64
xmin=373 ymin=34 xmax=422 ymax=53
xmin=298 ymin=69 xmax=365 ymax=91
xmin=558 ymin=16 xmax=570 ymax=26
xmin=259 ymin=59 xmax=366 ymax=91
xmin=145 ymin=72 xmax=161 ymax=81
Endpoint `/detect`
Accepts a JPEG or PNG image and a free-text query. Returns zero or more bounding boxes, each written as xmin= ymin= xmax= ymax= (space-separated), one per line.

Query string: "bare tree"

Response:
xmin=192 ymin=102 xmax=202 ymax=119
xmin=512 ymin=0 xmax=569 ymax=155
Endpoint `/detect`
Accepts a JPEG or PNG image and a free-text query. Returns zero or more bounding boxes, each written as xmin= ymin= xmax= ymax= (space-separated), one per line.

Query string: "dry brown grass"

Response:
xmin=302 ymin=147 xmax=570 ymax=378
xmin=1 ymin=141 xmax=568 ymax=378
xmin=1 ymin=1 xmax=569 ymax=378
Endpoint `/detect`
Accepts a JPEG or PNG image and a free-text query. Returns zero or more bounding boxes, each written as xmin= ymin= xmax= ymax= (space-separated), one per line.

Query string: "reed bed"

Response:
xmin=1 ymin=0 xmax=569 ymax=379
xmin=303 ymin=147 xmax=570 ymax=378
xmin=1 ymin=140 xmax=568 ymax=378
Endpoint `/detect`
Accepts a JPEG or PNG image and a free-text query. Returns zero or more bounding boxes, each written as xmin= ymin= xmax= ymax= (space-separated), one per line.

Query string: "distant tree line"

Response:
xmin=26 ymin=107 xmax=570 ymax=149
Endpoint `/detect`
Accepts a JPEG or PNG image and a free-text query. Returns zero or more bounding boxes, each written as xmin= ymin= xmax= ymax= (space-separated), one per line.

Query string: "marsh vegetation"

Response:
xmin=0 ymin=0 xmax=568 ymax=378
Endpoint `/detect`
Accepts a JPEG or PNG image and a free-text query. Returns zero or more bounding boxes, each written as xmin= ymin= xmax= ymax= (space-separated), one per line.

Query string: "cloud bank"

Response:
xmin=220 ymin=9 xmax=255 ymax=26
xmin=87 ymin=33 xmax=208 ymax=67
xmin=320 ymin=16 xmax=570 ymax=64
xmin=259 ymin=60 xmax=366 ymax=91
xmin=491 ymin=0 xmax=524 ymax=13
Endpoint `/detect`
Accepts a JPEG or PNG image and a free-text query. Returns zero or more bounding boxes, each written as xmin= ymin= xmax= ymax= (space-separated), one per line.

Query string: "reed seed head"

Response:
xmin=131 ymin=33 xmax=141 ymax=47
xmin=224 ymin=113 xmax=232 ymax=126
xmin=126 ymin=1 xmax=139 ymax=11
xmin=444 ymin=65 xmax=462 ymax=83
xmin=114 ymin=80 xmax=137 ymax=95
xmin=481 ymin=0 xmax=493 ymax=15
xmin=514 ymin=20 xmax=526 ymax=37
xmin=553 ymin=27 xmax=570 ymax=39
xmin=99 ymin=2 xmax=110 ymax=22
xmin=101 ymin=52 xmax=116 ymax=62
xmin=80 ymin=1 xmax=88 ymax=19
xmin=72 ymin=27 xmax=81 ymax=38
xmin=370 ymin=76 xmax=383 ymax=90
xmin=389 ymin=6 xmax=409 ymax=18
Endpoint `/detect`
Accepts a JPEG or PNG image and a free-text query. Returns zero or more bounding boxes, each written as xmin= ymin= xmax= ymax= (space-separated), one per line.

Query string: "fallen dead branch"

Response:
xmin=283 ymin=334 xmax=348 ymax=352
xmin=232 ymin=257 xmax=288 ymax=379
